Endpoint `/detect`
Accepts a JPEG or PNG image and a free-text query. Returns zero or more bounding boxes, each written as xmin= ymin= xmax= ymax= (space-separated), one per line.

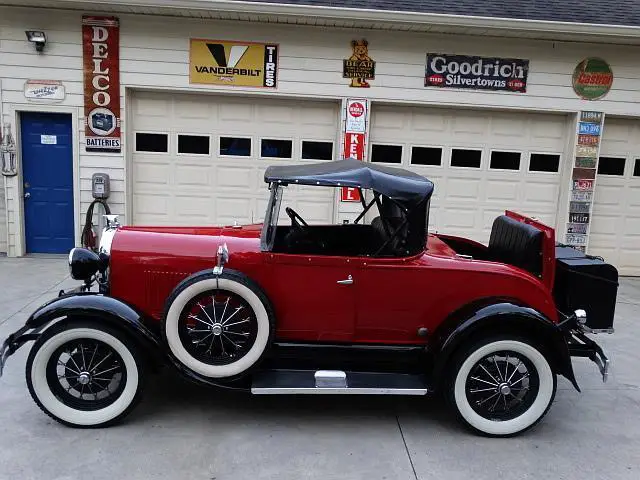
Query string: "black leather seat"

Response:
xmin=488 ymin=215 xmax=543 ymax=276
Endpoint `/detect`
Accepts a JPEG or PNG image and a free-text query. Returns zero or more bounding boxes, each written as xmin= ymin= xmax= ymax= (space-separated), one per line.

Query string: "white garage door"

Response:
xmin=131 ymin=91 xmax=340 ymax=226
xmin=369 ymin=106 xmax=568 ymax=243
xmin=589 ymin=118 xmax=640 ymax=276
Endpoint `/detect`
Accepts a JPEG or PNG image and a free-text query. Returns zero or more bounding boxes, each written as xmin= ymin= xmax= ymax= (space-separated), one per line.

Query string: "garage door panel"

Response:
xmin=452 ymin=115 xmax=489 ymax=137
xmin=174 ymin=99 xmax=212 ymax=120
xmin=134 ymin=194 xmax=170 ymax=217
xmin=219 ymin=103 xmax=253 ymax=123
xmin=522 ymin=182 xmax=558 ymax=205
xmin=485 ymin=180 xmax=518 ymax=202
xmin=372 ymin=109 xmax=405 ymax=130
xmin=411 ymin=112 xmax=447 ymax=132
xmin=216 ymin=197 xmax=253 ymax=224
xmin=370 ymin=106 xmax=566 ymax=244
xmin=132 ymin=92 xmax=337 ymax=226
xmin=175 ymin=166 xmax=213 ymax=187
xmin=173 ymin=195 xmax=214 ymax=219
xmin=590 ymin=118 xmax=640 ymax=274
xmin=492 ymin=117 xmax=526 ymax=138
xmin=216 ymin=166 xmax=256 ymax=189
xmin=447 ymin=177 xmax=481 ymax=199
xmin=442 ymin=208 xmax=477 ymax=230
xmin=133 ymin=162 xmax=171 ymax=186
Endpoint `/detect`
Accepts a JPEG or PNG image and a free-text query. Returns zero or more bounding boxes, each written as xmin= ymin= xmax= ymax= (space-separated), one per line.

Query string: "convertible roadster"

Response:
xmin=1 ymin=159 xmax=617 ymax=436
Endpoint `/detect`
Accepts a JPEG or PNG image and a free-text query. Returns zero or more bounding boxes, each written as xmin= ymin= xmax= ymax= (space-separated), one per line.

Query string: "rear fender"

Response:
xmin=430 ymin=300 xmax=579 ymax=391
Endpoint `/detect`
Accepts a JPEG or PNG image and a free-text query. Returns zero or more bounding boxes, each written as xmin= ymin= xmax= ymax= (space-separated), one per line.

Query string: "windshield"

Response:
xmin=260 ymin=183 xmax=283 ymax=251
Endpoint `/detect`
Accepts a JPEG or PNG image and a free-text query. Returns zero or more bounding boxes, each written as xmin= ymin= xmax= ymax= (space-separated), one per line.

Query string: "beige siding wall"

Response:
xmin=2 ymin=5 xmax=640 ymax=255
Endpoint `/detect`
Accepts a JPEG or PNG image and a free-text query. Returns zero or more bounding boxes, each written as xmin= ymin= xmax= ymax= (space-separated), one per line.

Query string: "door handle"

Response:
xmin=337 ymin=275 xmax=353 ymax=285
xmin=24 ymin=192 xmax=31 ymax=199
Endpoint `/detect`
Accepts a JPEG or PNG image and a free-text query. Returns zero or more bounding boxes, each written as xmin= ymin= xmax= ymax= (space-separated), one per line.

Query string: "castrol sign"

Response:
xmin=82 ymin=16 xmax=121 ymax=152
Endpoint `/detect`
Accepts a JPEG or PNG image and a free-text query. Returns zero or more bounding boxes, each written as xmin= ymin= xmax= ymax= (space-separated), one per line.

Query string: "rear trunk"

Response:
xmin=553 ymin=246 xmax=619 ymax=331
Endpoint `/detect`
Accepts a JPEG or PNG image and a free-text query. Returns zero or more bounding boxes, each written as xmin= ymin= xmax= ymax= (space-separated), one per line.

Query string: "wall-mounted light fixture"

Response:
xmin=25 ymin=30 xmax=47 ymax=52
xmin=1 ymin=123 xmax=18 ymax=177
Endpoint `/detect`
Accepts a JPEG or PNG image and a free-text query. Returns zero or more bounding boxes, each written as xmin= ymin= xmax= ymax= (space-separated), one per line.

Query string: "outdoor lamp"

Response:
xmin=1 ymin=123 xmax=18 ymax=177
xmin=25 ymin=30 xmax=46 ymax=52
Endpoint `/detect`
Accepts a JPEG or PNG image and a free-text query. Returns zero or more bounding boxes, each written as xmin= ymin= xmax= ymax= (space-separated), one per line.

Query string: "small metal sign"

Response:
xmin=575 ymin=157 xmax=596 ymax=168
xmin=573 ymin=167 xmax=596 ymax=180
xmin=573 ymin=58 xmax=613 ymax=100
xmin=578 ymin=134 xmax=600 ymax=146
xmin=576 ymin=145 xmax=598 ymax=157
xmin=567 ymin=223 xmax=588 ymax=234
xmin=580 ymin=111 xmax=603 ymax=123
xmin=24 ymin=80 xmax=65 ymax=101
xmin=573 ymin=179 xmax=594 ymax=191
xmin=566 ymin=233 xmax=588 ymax=245
xmin=570 ymin=201 xmax=591 ymax=213
xmin=40 ymin=135 xmax=57 ymax=145
xmin=571 ymin=189 xmax=593 ymax=202
xmin=579 ymin=122 xmax=602 ymax=135
xmin=569 ymin=212 xmax=590 ymax=224
xmin=344 ymin=39 xmax=375 ymax=88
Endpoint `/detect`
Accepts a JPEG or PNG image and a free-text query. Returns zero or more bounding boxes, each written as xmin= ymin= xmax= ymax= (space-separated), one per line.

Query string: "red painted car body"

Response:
xmin=109 ymin=211 xmax=558 ymax=345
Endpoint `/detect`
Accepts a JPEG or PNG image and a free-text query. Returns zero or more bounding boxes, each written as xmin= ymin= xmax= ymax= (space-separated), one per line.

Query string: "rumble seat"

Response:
xmin=488 ymin=215 xmax=543 ymax=276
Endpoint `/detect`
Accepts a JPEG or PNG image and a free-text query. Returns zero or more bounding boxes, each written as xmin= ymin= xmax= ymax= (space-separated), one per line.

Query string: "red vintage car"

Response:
xmin=1 ymin=159 xmax=617 ymax=436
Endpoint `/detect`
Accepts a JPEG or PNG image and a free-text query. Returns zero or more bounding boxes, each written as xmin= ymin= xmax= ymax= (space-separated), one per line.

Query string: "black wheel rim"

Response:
xmin=45 ymin=339 xmax=126 ymax=411
xmin=465 ymin=350 xmax=540 ymax=421
xmin=177 ymin=289 xmax=258 ymax=366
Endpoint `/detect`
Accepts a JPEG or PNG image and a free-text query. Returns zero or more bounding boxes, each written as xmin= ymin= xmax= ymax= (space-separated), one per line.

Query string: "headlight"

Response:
xmin=68 ymin=247 xmax=107 ymax=281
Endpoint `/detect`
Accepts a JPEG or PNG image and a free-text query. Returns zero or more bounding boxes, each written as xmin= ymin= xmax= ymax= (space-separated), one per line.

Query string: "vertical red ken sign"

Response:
xmin=341 ymin=99 xmax=368 ymax=202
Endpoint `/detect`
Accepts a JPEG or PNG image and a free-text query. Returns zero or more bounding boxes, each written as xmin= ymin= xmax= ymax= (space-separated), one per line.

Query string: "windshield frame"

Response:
xmin=260 ymin=183 xmax=283 ymax=252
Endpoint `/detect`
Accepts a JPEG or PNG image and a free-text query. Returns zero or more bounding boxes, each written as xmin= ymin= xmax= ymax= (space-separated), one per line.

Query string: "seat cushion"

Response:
xmin=488 ymin=215 xmax=543 ymax=276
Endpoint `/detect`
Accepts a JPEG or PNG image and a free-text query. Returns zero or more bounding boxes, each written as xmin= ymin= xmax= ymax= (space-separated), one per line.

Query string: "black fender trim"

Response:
xmin=430 ymin=300 xmax=579 ymax=392
xmin=25 ymin=292 xmax=164 ymax=365
xmin=3 ymin=292 xmax=248 ymax=391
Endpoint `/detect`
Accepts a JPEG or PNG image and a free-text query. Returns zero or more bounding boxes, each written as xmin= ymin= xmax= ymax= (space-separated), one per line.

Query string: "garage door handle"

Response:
xmin=337 ymin=275 xmax=353 ymax=285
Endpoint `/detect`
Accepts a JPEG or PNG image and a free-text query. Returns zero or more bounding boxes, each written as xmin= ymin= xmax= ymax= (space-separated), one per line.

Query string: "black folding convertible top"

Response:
xmin=264 ymin=158 xmax=434 ymax=206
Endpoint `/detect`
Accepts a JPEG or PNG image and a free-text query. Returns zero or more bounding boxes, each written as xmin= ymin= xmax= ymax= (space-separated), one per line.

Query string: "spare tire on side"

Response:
xmin=162 ymin=269 xmax=274 ymax=379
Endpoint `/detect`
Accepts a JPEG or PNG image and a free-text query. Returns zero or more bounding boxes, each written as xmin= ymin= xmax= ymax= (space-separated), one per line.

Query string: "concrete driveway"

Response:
xmin=0 ymin=256 xmax=639 ymax=480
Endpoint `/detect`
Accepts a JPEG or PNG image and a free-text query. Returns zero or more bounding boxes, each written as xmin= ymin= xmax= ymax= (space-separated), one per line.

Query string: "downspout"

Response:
xmin=0 ymin=79 xmax=9 ymax=255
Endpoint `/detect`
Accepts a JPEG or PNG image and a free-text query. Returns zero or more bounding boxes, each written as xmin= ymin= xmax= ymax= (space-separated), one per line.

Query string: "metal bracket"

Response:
xmin=213 ymin=243 xmax=229 ymax=281
xmin=568 ymin=330 xmax=611 ymax=382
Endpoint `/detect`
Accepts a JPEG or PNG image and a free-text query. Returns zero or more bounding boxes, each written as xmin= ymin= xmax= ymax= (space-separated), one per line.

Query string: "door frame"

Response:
xmin=11 ymin=104 xmax=80 ymax=256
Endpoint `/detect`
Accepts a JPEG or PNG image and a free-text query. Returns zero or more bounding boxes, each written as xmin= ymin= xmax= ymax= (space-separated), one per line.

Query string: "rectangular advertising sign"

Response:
xmin=82 ymin=16 xmax=121 ymax=153
xmin=425 ymin=54 xmax=529 ymax=92
xmin=190 ymin=39 xmax=278 ymax=88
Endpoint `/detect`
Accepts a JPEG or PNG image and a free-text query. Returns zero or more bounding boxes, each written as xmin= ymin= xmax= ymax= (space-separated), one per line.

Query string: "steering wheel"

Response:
xmin=285 ymin=207 xmax=308 ymax=230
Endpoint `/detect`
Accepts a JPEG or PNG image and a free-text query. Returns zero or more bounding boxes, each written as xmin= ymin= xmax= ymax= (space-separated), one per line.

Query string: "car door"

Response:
xmin=266 ymin=253 xmax=358 ymax=342
xmin=354 ymin=257 xmax=431 ymax=344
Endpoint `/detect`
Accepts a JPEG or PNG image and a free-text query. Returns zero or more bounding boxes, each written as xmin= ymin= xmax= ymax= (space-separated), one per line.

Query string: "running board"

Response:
xmin=251 ymin=369 xmax=430 ymax=395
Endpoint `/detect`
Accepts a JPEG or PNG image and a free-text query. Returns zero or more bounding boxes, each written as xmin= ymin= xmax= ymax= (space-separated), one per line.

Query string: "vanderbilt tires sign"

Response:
xmin=425 ymin=54 xmax=529 ymax=93
xmin=190 ymin=39 xmax=279 ymax=88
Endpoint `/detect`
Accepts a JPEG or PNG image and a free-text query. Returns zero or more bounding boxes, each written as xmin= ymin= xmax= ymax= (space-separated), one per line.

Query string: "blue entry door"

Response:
xmin=21 ymin=112 xmax=74 ymax=253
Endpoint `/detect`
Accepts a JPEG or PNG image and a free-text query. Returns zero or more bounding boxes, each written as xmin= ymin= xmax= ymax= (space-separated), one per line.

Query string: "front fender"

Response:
xmin=26 ymin=292 xmax=164 ymax=362
xmin=431 ymin=300 xmax=579 ymax=391
xmin=4 ymin=292 xmax=248 ymax=391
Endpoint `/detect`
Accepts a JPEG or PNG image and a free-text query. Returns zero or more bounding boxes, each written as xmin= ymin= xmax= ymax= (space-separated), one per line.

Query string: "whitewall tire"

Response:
xmin=26 ymin=321 xmax=144 ymax=428
xmin=448 ymin=337 xmax=557 ymax=437
xmin=163 ymin=270 xmax=273 ymax=379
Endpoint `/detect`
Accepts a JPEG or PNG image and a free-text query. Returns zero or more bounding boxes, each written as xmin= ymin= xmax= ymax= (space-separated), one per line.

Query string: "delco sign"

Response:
xmin=425 ymin=54 xmax=529 ymax=92
xmin=82 ymin=16 xmax=121 ymax=153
